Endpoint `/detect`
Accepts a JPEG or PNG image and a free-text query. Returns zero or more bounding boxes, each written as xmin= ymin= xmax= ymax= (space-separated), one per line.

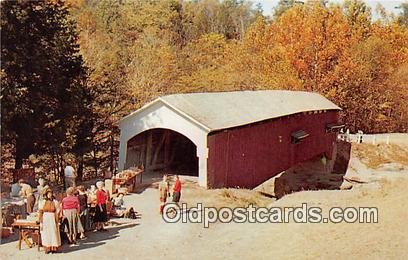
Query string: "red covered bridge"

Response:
xmin=118 ymin=90 xmax=341 ymax=189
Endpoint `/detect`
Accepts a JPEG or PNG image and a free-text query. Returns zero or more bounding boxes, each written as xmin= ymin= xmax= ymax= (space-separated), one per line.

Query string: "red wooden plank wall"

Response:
xmin=207 ymin=111 xmax=339 ymax=188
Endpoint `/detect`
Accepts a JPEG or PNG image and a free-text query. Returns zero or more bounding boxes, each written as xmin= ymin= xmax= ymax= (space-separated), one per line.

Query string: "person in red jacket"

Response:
xmin=172 ymin=175 xmax=181 ymax=205
xmin=94 ymin=181 xmax=108 ymax=231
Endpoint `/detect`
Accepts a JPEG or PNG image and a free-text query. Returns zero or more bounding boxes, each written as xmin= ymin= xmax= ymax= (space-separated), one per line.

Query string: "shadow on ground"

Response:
xmin=61 ymin=222 xmax=139 ymax=253
xmin=0 ymin=231 xmax=19 ymax=245
xmin=0 ymin=221 xmax=139 ymax=253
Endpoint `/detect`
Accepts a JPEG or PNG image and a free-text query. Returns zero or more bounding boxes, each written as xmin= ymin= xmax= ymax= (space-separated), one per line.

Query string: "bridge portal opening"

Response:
xmin=125 ymin=128 xmax=198 ymax=176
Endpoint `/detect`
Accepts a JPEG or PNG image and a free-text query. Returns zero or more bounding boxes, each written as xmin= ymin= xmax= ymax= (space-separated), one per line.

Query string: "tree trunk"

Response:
xmin=14 ymin=136 xmax=27 ymax=182
xmin=14 ymin=153 xmax=23 ymax=170
xmin=14 ymin=136 xmax=25 ymax=170
xmin=58 ymin=154 xmax=65 ymax=187
xmin=77 ymin=153 xmax=84 ymax=181
xmin=93 ymin=146 xmax=98 ymax=178
xmin=51 ymin=152 xmax=58 ymax=184
xmin=110 ymin=131 xmax=114 ymax=173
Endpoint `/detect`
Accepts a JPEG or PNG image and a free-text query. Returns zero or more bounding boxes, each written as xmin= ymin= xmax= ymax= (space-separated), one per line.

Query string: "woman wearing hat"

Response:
xmin=38 ymin=189 xmax=61 ymax=254
xmin=94 ymin=181 xmax=108 ymax=231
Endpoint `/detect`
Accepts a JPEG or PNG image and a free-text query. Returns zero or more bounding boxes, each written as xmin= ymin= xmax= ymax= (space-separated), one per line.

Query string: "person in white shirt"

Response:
xmin=64 ymin=163 xmax=76 ymax=189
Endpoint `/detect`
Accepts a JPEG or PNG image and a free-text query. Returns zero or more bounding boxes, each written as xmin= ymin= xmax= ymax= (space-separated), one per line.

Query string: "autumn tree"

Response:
xmin=227 ymin=0 xmax=407 ymax=132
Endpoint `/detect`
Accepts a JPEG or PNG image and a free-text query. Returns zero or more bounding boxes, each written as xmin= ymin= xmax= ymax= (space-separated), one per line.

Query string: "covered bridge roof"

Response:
xmin=121 ymin=90 xmax=341 ymax=132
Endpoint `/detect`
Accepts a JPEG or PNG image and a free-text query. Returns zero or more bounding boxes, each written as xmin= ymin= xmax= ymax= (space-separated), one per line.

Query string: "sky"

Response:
xmin=255 ymin=0 xmax=406 ymax=18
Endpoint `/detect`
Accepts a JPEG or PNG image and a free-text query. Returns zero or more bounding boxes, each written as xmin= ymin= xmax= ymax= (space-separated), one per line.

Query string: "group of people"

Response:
xmin=10 ymin=178 xmax=47 ymax=215
xmin=14 ymin=177 xmax=110 ymax=254
xmin=158 ymin=174 xmax=182 ymax=214
xmin=12 ymin=167 xmax=184 ymax=253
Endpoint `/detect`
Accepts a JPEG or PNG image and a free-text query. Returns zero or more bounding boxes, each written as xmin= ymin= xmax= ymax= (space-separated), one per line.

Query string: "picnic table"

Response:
xmin=12 ymin=220 xmax=41 ymax=251
xmin=2 ymin=198 xmax=26 ymax=226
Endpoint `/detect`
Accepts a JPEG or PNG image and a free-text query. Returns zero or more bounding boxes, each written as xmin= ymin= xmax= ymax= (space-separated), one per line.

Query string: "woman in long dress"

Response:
xmin=38 ymin=189 xmax=61 ymax=254
xmin=76 ymin=185 xmax=89 ymax=235
xmin=94 ymin=181 xmax=108 ymax=231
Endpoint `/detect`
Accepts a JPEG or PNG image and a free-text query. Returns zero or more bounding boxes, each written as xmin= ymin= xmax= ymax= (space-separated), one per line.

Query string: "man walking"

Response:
xmin=64 ymin=162 xmax=76 ymax=189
